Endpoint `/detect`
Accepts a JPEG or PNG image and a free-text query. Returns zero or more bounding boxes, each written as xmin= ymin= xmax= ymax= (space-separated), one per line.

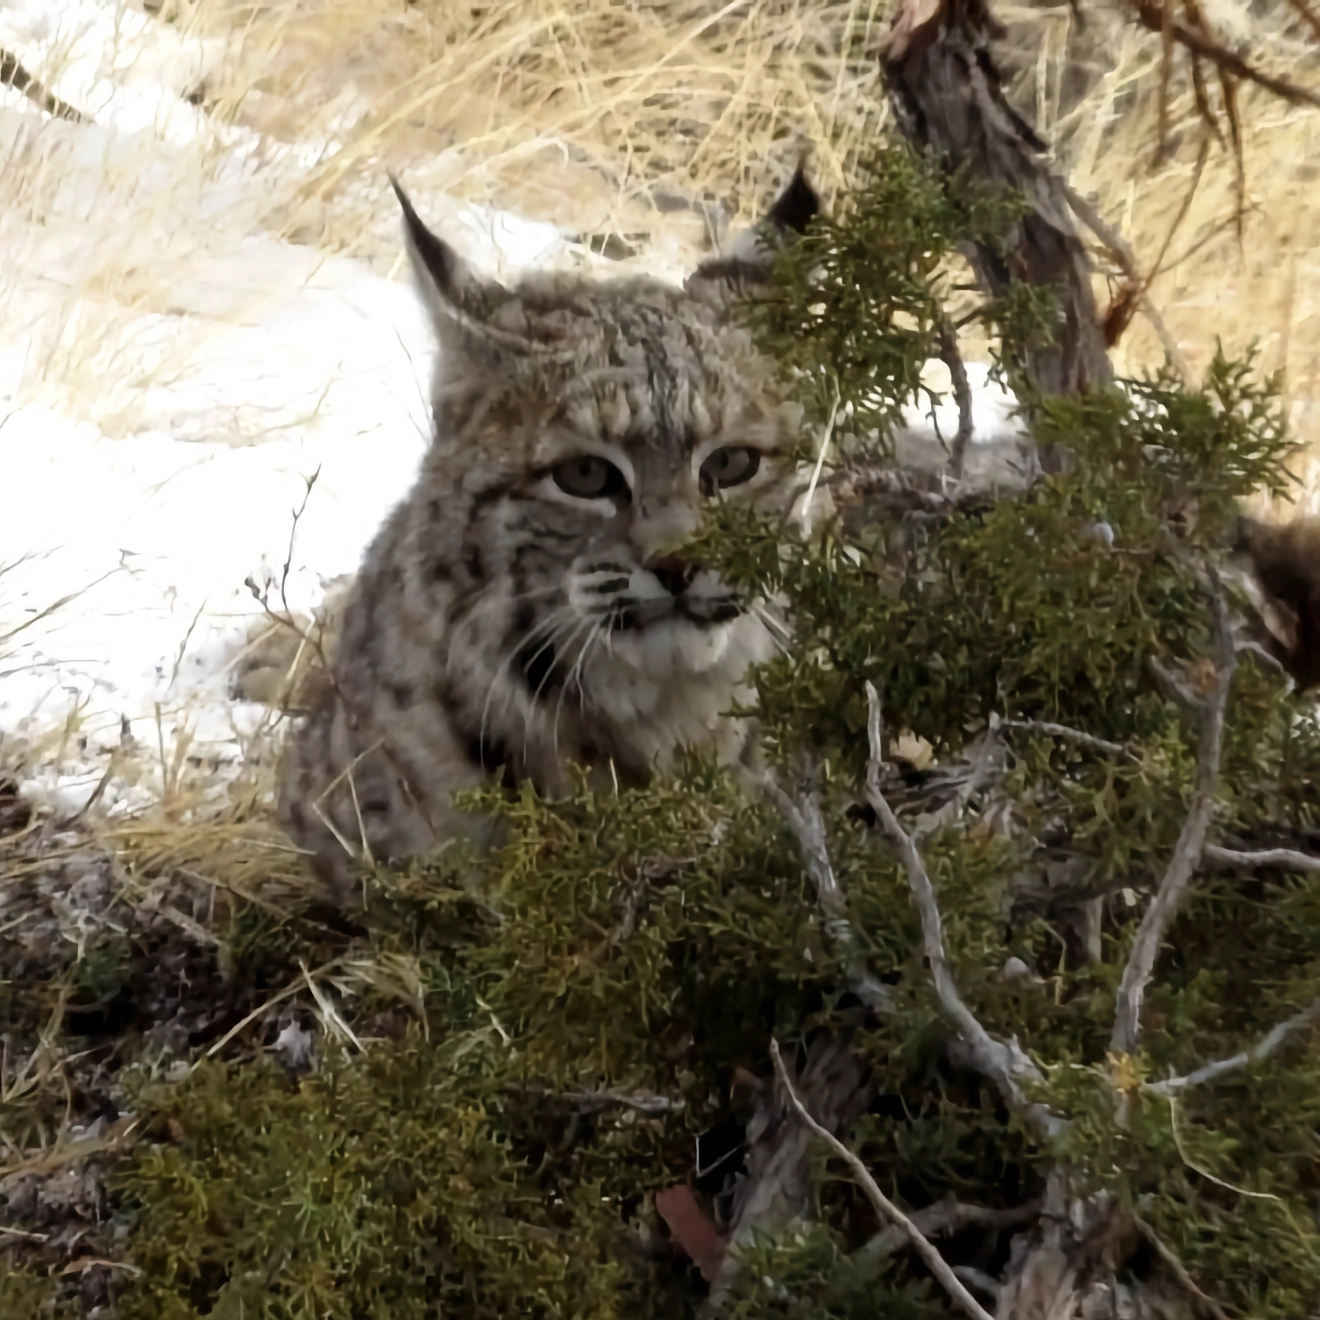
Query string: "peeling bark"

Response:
xmin=877 ymin=0 xmax=1112 ymax=403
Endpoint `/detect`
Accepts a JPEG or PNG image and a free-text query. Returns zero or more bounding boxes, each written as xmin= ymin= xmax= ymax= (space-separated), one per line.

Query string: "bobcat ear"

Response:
xmin=393 ymin=175 xmax=555 ymax=368
xmin=688 ymin=162 xmax=820 ymax=290
xmin=390 ymin=176 xmax=490 ymax=337
xmin=763 ymin=161 xmax=820 ymax=236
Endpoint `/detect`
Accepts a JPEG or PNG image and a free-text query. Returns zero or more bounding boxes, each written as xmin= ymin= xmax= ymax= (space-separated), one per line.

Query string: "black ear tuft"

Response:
xmin=389 ymin=174 xmax=463 ymax=294
xmin=765 ymin=162 xmax=820 ymax=235
xmin=685 ymin=163 xmax=820 ymax=292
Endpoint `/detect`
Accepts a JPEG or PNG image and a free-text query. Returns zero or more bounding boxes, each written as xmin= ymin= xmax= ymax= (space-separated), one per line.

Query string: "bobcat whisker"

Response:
xmin=554 ymin=620 xmax=606 ymax=766
xmin=480 ymin=605 xmax=577 ymax=764
xmin=522 ymin=614 xmax=599 ymax=769
xmin=444 ymin=583 xmax=566 ymax=677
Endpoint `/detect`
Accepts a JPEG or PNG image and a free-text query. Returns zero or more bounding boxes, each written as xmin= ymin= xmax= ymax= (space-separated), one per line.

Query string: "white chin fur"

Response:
xmin=585 ymin=614 xmax=774 ymax=737
xmin=609 ymin=616 xmax=736 ymax=675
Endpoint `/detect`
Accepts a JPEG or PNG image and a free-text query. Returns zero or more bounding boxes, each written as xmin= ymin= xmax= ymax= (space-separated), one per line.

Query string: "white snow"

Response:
xmin=0 ymin=0 xmax=1023 ymax=823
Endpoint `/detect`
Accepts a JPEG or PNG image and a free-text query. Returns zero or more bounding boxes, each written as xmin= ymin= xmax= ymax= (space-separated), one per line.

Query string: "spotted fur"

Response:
xmin=277 ymin=170 xmax=819 ymax=901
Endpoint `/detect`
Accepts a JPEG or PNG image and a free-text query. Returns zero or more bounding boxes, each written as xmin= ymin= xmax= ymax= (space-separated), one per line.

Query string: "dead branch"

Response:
xmin=0 ymin=49 xmax=84 ymax=122
xmin=953 ymin=1266 xmax=1001 ymax=1300
xmin=1204 ymin=844 xmax=1320 ymax=874
xmin=864 ymin=683 xmax=1056 ymax=1132
xmin=1149 ymin=656 xmax=1206 ymax=712
xmin=1289 ymin=0 xmax=1320 ymax=44
xmin=1126 ymin=0 xmax=1320 ymax=109
xmin=769 ymin=1039 xmax=996 ymax=1320
xmin=878 ymin=0 xmax=1113 ymax=401
xmin=704 ymin=1033 xmax=870 ymax=1314
xmin=938 ymin=314 xmax=976 ymax=479
xmin=1133 ymin=1214 xmax=1232 ymax=1320
xmin=761 ymin=772 xmax=895 ymax=1015
xmin=1144 ymin=993 xmax=1320 ymax=1096
xmin=1061 ymin=167 xmax=1200 ymax=383
xmin=1111 ymin=574 xmax=1236 ymax=1057
xmin=910 ymin=727 xmax=1005 ymax=844
xmin=853 ymin=1194 xmax=1042 ymax=1272
xmin=516 ymin=1085 xmax=684 ymax=1115
xmin=995 ymin=717 xmax=1128 ymax=759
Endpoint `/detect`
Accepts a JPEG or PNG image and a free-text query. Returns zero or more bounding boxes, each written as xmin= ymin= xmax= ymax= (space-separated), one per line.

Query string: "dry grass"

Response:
xmin=144 ymin=0 xmax=1320 ymax=495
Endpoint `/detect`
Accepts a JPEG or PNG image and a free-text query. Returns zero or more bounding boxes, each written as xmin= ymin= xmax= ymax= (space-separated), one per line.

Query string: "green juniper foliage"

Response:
xmin=9 ymin=142 xmax=1320 ymax=1316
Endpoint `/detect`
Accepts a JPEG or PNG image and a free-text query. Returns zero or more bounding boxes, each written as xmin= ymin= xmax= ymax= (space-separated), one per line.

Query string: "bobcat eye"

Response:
xmin=551 ymin=455 xmax=628 ymax=502
xmin=700 ymin=446 xmax=761 ymax=495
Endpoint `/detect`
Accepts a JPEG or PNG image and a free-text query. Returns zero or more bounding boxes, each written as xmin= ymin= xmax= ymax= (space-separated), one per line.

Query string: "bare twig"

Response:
xmin=1133 ymin=1214 xmax=1232 ymax=1320
xmin=995 ymin=717 xmax=1128 ymax=759
xmin=938 ymin=314 xmax=976 ymax=479
xmin=854 ymin=1195 xmax=1042 ymax=1271
xmin=1288 ymin=0 xmax=1320 ymax=44
xmin=770 ymin=1039 xmax=995 ymax=1320
xmin=1111 ymin=574 xmax=1236 ymax=1056
xmin=761 ymin=773 xmax=895 ymax=1015
xmin=864 ymin=684 xmax=1050 ymax=1125
xmin=1127 ymin=0 xmax=1320 ymax=109
xmin=1145 ymin=993 xmax=1320 ymax=1096
xmin=800 ymin=383 xmax=842 ymax=536
xmin=281 ymin=469 xmax=321 ymax=624
xmin=953 ymin=1266 xmax=1002 ymax=1300
xmin=1062 ymin=179 xmax=1194 ymax=383
xmin=1204 ymin=844 xmax=1320 ymax=874
xmin=517 ymin=1085 xmax=684 ymax=1115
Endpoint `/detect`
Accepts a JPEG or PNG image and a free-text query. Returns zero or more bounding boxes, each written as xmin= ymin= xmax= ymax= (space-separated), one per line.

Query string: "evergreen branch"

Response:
xmin=1204 ymin=844 xmax=1320 ymax=874
xmin=1144 ymin=993 xmax=1320 ymax=1096
xmin=761 ymin=772 xmax=895 ymax=1015
xmin=853 ymin=1195 xmax=1042 ymax=1272
xmin=1112 ymin=573 xmax=1236 ymax=1056
xmin=769 ymin=1038 xmax=996 ymax=1320
xmin=863 ymin=683 xmax=1052 ymax=1126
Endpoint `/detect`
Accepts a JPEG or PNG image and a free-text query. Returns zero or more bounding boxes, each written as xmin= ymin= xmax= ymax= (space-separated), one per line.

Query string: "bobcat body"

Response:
xmin=277 ymin=172 xmax=819 ymax=900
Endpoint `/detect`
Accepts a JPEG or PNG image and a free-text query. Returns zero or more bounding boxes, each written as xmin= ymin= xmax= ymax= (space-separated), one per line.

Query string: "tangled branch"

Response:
xmin=769 ymin=1039 xmax=996 ymax=1320
xmin=1145 ymin=993 xmax=1320 ymax=1095
xmin=762 ymin=772 xmax=895 ymax=1016
xmin=1111 ymin=575 xmax=1236 ymax=1057
xmin=863 ymin=683 xmax=1058 ymax=1136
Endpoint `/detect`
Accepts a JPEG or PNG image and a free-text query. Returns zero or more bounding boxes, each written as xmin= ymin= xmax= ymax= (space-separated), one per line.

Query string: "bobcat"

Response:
xmin=277 ymin=169 xmax=820 ymax=901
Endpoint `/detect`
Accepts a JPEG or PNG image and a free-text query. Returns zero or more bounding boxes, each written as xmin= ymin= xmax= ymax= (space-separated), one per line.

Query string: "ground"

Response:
xmin=1 ymin=0 xmax=1318 ymax=1307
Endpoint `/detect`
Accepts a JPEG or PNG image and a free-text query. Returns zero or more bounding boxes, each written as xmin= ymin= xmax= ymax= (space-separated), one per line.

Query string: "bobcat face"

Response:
xmin=394 ymin=178 xmax=811 ymax=752
xmin=514 ymin=381 xmax=796 ymax=698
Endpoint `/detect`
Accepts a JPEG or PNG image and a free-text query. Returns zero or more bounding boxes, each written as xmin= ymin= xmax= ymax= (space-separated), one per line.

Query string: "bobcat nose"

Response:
xmin=647 ymin=555 xmax=698 ymax=597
